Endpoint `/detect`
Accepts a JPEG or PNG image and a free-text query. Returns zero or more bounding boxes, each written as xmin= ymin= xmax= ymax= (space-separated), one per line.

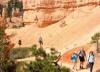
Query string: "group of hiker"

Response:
xmin=71 ymin=49 xmax=96 ymax=72
xmin=18 ymin=36 xmax=43 ymax=47
xmin=17 ymin=37 xmax=96 ymax=72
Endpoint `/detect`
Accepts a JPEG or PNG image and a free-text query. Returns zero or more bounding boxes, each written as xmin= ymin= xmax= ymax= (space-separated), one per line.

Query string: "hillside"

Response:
xmin=6 ymin=6 xmax=100 ymax=53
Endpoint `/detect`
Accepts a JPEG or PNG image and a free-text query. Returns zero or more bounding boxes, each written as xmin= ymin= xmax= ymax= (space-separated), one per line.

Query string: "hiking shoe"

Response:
xmin=81 ymin=66 xmax=84 ymax=69
xmin=76 ymin=69 xmax=78 ymax=71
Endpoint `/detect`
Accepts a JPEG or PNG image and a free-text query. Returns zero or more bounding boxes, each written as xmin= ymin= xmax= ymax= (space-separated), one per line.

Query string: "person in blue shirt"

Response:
xmin=87 ymin=51 xmax=96 ymax=72
xmin=71 ymin=51 xmax=78 ymax=71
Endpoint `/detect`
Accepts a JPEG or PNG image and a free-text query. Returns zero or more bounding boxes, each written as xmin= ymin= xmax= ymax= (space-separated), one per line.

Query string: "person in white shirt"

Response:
xmin=87 ymin=51 xmax=96 ymax=72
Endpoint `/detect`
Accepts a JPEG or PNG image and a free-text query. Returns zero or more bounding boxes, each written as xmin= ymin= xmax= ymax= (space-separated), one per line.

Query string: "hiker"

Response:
xmin=71 ymin=51 xmax=78 ymax=71
xmin=39 ymin=36 xmax=43 ymax=47
xmin=87 ymin=51 xmax=96 ymax=72
xmin=18 ymin=40 xmax=22 ymax=46
xmin=78 ymin=48 xmax=86 ymax=69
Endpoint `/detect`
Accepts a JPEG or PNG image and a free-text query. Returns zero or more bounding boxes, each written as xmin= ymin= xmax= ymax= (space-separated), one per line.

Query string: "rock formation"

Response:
xmin=0 ymin=8 xmax=7 ymax=28
xmin=23 ymin=0 xmax=100 ymax=27
xmin=12 ymin=8 xmax=16 ymax=17
xmin=16 ymin=8 xmax=21 ymax=17
xmin=23 ymin=0 xmax=69 ymax=27
xmin=12 ymin=8 xmax=21 ymax=17
xmin=2 ymin=8 xmax=7 ymax=19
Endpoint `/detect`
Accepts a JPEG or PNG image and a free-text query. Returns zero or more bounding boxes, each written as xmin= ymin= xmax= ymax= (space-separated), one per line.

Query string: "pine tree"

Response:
xmin=24 ymin=46 xmax=70 ymax=72
xmin=7 ymin=0 xmax=23 ymax=17
xmin=0 ymin=4 xmax=3 ymax=15
xmin=0 ymin=27 xmax=15 ymax=72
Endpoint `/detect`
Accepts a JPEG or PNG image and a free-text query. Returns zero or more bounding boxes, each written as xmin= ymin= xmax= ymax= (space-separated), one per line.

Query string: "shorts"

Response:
xmin=79 ymin=56 xmax=85 ymax=62
xmin=72 ymin=59 xmax=77 ymax=63
xmin=39 ymin=41 xmax=43 ymax=45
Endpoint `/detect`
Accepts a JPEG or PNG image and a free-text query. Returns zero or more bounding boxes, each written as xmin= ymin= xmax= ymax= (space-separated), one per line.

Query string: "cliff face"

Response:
xmin=23 ymin=0 xmax=74 ymax=27
xmin=6 ymin=6 xmax=100 ymax=49
xmin=23 ymin=0 xmax=100 ymax=27
xmin=23 ymin=8 xmax=67 ymax=27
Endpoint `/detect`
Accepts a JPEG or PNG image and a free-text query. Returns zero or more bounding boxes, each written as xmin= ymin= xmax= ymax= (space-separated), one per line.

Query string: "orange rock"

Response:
xmin=2 ymin=8 xmax=7 ymax=19
xmin=60 ymin=44 xmax=91 ymax=64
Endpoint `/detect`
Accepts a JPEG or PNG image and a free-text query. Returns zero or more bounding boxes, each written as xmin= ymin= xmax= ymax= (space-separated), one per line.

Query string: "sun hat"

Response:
xmin=74 ymin=51 xmax=77 ymax=54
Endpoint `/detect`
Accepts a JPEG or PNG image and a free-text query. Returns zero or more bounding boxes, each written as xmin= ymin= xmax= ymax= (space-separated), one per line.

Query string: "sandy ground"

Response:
xmin=15 ymin=43 xmax=100 ymax=72
xmin=6 ymin=6 xmax=100 ymax=72
xmin=60 ymin=43 xmax=99 ymax=72
xmin=6 ymin=6 xmax=100 ymax=54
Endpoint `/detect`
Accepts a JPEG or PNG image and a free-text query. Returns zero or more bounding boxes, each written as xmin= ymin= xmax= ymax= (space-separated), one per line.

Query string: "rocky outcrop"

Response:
xmin=0 ymin=8 xmax=7 ymax=28
xmin=23 ymin=0 xmax=100 ymax=27
xmin=23 ymin=0 xmax=74 ymax=27
xmin=12 ymin=8 xmax=21 ymax=17
xmin=23 ymin=8 xmax=67 ymax=27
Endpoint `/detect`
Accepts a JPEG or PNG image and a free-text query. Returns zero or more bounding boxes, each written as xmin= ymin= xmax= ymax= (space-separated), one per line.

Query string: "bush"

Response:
xmin=0 ymin=27 xmax=5 ymax=35
xmin=0 ymin=60 xmax=16 ymax=72
xmin=91 ymin=32 xmax=100 ymax=43
xmin=0 ymin=27 xmax=16 ymax=72
xmin=0 ymin=4 xmax=3 ymax=14
xmin=11 ymin=45 xmax=70 ymax=72
xmin=7 ymin=0 xmax=23 ymax=17
xmin=10 ymin=47 xmax=31 ymax=59
xmin=10 ymin=45 xmax=41 ymax=59
xmin=15 ymin=62 xmax=30 ymax=72
xmin=25 ymin=46 xmax=70 ymax=72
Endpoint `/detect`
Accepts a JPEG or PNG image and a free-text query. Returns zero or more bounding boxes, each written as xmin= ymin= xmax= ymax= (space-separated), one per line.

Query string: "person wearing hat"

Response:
xmin=78 ymin=48 xmax=86 ymax=69
xmin=71 ymin=51 xmax=78 ymax=71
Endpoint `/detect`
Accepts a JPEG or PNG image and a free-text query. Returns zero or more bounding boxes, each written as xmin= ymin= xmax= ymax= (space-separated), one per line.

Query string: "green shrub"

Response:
xmin=0 ymin=4 xmax=3 ymax=14
xmin=10 ymin=45 xmax=39 ymax=59
xmin=0 ymin=27 xmax=16 ymax=72
xmin=25 ymin=46 xmax=70 ymax=72
xmin=0 ymin=27 xmax=5 ymax=35
xmin=7 ymin=0 xmax=23 ymax=17
xmin=0 ymin=60 xmax=16 ymax=72
xmin=15 ymin=62 xmax=30 ymax=72
xmin=12 ymin=45 xmax=70 ymax=72
xmin=91 ymin=32 xmax=100 ymax=43
xmin=10 ymin=47 xmax=31 ymax=59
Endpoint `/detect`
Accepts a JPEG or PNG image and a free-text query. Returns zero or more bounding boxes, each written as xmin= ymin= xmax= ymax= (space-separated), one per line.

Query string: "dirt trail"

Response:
xmin=93 ymin=53 xmax=100 ymax=72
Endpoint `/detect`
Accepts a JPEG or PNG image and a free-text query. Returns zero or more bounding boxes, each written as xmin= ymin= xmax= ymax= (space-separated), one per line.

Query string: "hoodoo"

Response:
xmin=23 ymin=0 xmax=100 ymax=27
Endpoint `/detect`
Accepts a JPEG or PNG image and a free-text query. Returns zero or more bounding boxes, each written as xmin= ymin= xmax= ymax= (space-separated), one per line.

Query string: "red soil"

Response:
xmin=60 ymin=44 xmax=91 ymax=64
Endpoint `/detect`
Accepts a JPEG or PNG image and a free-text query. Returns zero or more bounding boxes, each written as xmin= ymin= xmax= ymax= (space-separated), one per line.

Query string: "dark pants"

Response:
xmin=89 ymin=62 xmax=94 ymax=72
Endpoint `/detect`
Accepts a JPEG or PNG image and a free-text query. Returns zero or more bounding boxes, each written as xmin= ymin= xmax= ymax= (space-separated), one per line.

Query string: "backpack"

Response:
xmin=79 ymin=50 xmax=85 ymax=56
xmin=88 ymin=54 xmax=94 ymax=61
xmin=71 ymin=55 xmax=75 ymax=60
xmin=39 ymin=37 xmax=42 ymax=42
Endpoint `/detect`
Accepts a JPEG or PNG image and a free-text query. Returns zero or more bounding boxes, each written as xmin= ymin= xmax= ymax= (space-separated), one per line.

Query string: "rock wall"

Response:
xmin=0 ymin=8 xmax=7 ymax=28
xmin=23 ymin=0 xmax=70 ymax=27
xmin=23 ymin=8 xmax=67 ymax=27
xmin=23 ymin=0 xmax=100 ymax=27
xmin=12 ymin=8 xmax=21 ymax=17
